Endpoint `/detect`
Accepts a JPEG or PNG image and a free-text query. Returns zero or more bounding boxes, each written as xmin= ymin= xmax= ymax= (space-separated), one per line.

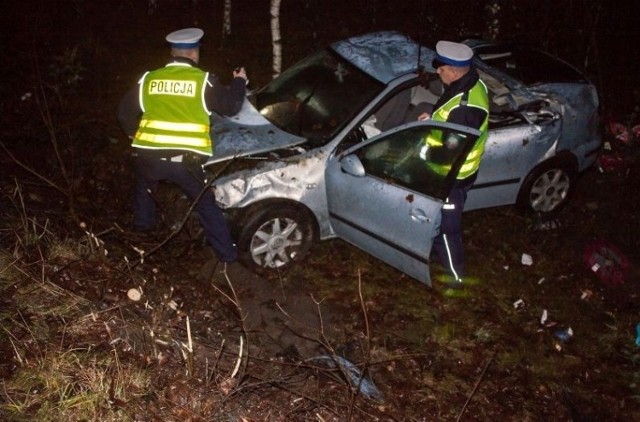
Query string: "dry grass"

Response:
xmin=3 ymin=349 xmax=150 ymax=421
xmin=0 ymin=244 xmax=150 ymax=421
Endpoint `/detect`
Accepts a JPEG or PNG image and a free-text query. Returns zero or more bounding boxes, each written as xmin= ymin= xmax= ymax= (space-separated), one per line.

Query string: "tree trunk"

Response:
xmin=270 ymin=0 xmax=282 ymax=79
xmin=223 ymin=0 xmax=232 ymax=38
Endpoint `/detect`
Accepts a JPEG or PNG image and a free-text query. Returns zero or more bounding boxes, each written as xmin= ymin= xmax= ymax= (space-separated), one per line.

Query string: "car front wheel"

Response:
xmin=236 ymin=203 xmax=315 ymax=270
xmin=517 ymin=160 xmax=576 ymax=214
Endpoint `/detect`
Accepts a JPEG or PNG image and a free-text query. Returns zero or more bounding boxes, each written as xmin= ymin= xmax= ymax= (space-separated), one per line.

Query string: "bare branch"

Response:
xmin=1 ymin=142 xmax=69 ymax=199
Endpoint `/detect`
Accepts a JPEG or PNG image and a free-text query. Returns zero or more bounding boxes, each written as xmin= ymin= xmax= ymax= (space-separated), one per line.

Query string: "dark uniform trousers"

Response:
xmin=431 ymin=172 xmax=477 ymax=280
xmin=133 ymin=150 xmax=238 ymax=262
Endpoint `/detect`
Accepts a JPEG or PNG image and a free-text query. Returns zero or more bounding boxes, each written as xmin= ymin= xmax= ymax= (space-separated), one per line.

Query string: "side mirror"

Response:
xmin=340 ymin=154 xmax=365 ymax=177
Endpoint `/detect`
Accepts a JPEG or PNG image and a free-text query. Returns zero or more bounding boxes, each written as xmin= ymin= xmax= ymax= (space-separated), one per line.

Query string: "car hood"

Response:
xmin=205 ymin=97 xmax=306 ymax=165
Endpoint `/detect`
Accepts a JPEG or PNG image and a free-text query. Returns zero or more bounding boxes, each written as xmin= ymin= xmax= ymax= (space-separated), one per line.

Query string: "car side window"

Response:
xmin=353 ymin=125 xmax=478 ymax=200
xmin=336 ymin=85 xmax=422 ymax=155
xmin=360 ymin=85 xmax=432 ymax=138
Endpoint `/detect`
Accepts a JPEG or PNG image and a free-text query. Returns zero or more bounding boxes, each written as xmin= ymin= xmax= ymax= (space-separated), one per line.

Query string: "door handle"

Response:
xmin=410 ymin=208 xmax=432 ymax=223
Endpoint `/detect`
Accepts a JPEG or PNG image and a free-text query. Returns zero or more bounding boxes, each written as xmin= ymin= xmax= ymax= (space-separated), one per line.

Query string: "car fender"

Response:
xmin=214 ymin=149 xmax=336 ymax=239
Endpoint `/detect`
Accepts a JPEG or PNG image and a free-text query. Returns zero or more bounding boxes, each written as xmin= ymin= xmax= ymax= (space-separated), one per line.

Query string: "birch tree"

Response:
xmin=223 ymin=0 xmax=232 ymax=38
xmin=270 ymin=0 xmax=282 ymax=79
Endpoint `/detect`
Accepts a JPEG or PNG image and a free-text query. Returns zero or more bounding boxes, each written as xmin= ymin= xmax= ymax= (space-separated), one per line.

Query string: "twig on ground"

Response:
xmin=184 ymin=315 xmax=195 ymax=376
xmin=7 ymin=337 xmax=24 ymax=365
xmin=230 ymin=335 xmax=243 ymax=378
xmin=208 ymin=263 xmax=250 ymax=383
xmin=347 ymin=269 xmax=378 ymax=419
xmin=456 ymin=349 xmax=497 ymax=422
xmin=222 ymin=266 xmax=250 ymax=378
xmin=277 ymin=268 xmax=286 ymax=301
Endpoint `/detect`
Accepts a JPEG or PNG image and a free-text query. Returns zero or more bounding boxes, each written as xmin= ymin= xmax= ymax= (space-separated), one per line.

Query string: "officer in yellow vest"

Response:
xmin=117 ymin=28 xmax=247 ymax=263
xmin=418 ymin=40 xmax=489 ymax=289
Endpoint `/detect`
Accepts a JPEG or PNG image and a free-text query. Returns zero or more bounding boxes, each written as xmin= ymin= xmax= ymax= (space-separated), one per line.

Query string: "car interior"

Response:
xmin=359 ymin=67 xmax=557 ymax=139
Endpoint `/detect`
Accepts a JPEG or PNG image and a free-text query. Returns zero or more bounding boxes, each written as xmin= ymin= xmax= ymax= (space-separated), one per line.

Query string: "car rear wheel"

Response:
xmin=517 ymin=160 xmax=576 ymax=214
xmin=237 ymin=203 xmax=315 ymax=270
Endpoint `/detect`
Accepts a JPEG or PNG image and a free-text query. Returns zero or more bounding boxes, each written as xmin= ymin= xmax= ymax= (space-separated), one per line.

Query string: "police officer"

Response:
xmin=418 ymin=40 xmax=489 ymax=289
xmin=117 ymin=28 xmax=247 ymax=263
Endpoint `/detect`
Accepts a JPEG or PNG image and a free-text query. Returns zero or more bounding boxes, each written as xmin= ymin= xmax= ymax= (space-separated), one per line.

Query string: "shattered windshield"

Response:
xmin=250 ymin=49 xmax=384 ymax=147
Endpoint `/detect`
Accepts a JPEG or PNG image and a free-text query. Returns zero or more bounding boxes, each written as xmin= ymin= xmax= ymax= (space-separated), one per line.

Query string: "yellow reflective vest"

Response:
xmin=133 ymin=62 xmax=212 ymax=156
xmin=425 ymin=79 xmax=489 ymax=179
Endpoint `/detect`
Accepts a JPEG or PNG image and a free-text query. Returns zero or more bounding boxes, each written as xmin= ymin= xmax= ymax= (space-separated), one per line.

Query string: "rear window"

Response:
xmin=476 ymin=46 xmax=587 ymax=86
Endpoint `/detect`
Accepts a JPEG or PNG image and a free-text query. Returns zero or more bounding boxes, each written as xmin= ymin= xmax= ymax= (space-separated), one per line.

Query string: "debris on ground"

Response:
xmin=583 ymin=238 xmax=630 ymax=287
xmin=306 ymin=355 xmax=384 ymax=402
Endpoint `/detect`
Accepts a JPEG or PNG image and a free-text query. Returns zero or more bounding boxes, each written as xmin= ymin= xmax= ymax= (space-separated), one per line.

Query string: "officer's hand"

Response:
xmin=233 ymin=67 xmax=247 ymax=80
xmin=417 ymin=112 xmax=431 ymax=121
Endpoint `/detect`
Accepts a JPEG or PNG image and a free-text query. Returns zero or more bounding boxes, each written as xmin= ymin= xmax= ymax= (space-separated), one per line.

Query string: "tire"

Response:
xmin=237 ymin=203 xmax=315 ymax=271
xmin=517 ymin=159 xmax=577 ymax=214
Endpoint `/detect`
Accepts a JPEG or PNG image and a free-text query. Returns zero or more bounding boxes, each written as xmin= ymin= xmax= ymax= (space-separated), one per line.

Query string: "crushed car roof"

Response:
xmin=331 ymin=31 xmax=437 ymax=84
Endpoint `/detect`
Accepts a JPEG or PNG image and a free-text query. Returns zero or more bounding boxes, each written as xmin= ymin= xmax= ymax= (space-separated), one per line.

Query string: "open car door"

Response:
xmin=325 ymin=121 xmax=481 ymax=286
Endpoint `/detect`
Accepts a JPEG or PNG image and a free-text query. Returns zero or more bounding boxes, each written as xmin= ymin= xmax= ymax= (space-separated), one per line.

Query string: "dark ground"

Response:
xmin=2 ymin=1 xmax=640 ymax=421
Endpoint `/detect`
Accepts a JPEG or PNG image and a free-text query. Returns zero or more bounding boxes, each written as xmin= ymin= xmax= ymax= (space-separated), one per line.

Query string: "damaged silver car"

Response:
xmin=204 ymin=31 xmax=601 ymax=285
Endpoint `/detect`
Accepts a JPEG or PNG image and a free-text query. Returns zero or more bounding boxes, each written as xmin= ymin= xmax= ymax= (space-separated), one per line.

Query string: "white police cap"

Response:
xmin=166 ymin=28 xmax=204 ymax=49
xmin=433 ymin=40 xmax=473 ymax=67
